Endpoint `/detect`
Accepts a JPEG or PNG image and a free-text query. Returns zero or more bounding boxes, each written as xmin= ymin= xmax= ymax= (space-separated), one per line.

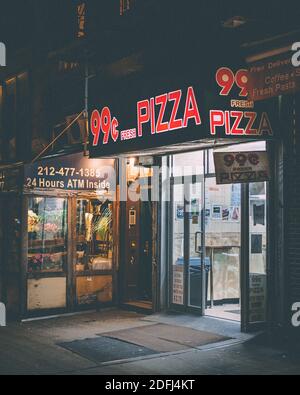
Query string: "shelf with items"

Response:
xmin=75 ymin=249 xmax=112 ymax=272
xmin=28 ymin=238 xmax=67 ymax=250
xmin=27 ymin=251 xmax=67 ymax=273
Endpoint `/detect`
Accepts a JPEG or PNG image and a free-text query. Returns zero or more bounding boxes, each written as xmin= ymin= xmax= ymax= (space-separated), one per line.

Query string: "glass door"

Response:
xmin=170 ymin=174 xmax=206 ymax=314
xmin=26 ymin=196 xmax=68 ymax=315
xmin=74 ymin=198 xmax=114 ymax=309
xmin=187 ymin=179 xmax=206 ymax=310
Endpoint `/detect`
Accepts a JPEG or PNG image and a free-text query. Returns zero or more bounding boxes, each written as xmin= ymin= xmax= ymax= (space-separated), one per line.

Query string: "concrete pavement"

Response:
xmin=0 ymin=309 xmax=299 ymax=375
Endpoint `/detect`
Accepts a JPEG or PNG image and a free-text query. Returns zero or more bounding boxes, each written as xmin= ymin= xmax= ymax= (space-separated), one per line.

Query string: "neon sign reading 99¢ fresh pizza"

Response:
xmin=90 ymin=68 xmax=274 ymax=150
xmin=90 ymin=87 xmax=201 ymax=146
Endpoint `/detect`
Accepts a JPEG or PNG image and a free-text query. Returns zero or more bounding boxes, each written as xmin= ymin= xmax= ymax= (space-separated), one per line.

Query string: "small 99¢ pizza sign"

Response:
xmin=214 ymin=151 xmax=270 ymax=185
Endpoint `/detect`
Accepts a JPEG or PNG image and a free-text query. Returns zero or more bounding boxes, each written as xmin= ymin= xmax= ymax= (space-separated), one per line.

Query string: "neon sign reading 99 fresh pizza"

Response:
xmin=90 ymin=68 xmax=273 ymax=147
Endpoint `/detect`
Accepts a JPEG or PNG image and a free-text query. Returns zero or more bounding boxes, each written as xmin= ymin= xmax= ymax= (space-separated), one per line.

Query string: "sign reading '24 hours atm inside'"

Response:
xmin=89 ymin=67 xmax=275 ymax=158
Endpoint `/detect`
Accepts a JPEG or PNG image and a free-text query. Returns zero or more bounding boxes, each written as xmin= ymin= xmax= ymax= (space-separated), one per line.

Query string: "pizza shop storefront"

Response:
xmin=89 ymin=63 xmax=281 ymax=332
xmin=0 ymin=65 xmax=284 ymax=333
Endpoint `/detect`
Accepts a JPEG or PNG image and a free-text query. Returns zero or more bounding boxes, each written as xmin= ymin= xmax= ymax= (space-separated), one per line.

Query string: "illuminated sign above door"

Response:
xmin=89 ymin=67 xmax=277 ymax=158
xmin=24 ymin=153 xmax=115 ymax=192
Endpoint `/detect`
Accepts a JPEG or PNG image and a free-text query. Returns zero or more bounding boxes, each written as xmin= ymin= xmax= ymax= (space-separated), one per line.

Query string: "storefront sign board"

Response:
xmin=248 ymin=49 xmax=300 ymax=101
xmin=214 ymin=151 xmax=270 ymax=185
xmin=172 ymin=265 xmax=184 ymax=305
xmin=89 ymin=66 xmax=277 ymax=158
xmin=24 ymin=153 xmax=115 ymax=192
xmin=249 ymin=273 xmax=267 ymax=323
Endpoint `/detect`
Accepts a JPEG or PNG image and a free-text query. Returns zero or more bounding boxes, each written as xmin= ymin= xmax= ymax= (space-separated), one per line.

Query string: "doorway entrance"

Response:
xmin=169 ymin=151 xmax=206 ymax=314
xmin=204 ymin=179 xmax=241 ymax=322
xmin=168 ymin=142 xmax=268 ymax=332
xmin=122 ymin=161 xmax=154 ymax=312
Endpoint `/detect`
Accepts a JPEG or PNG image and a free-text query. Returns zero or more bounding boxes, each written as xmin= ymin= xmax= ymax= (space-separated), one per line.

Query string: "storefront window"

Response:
xmin=172 ymin=151 xmax=204 ymax=177
xmin=75 ymin=199 xmax=113 ymax=272
xmin=27 ymin=197 xmax=68 ymax=273
xmin=172 ymin=183 xmax=185 ymax=306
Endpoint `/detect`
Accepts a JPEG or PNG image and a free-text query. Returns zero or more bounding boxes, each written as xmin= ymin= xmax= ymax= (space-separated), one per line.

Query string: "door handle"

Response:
xmin=195 ymin=231 xmax=203 ymax=254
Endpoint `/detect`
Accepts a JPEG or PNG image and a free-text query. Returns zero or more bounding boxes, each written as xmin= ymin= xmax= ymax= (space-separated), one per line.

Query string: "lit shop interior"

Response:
xmin=166 ymin=140 xmax=267 ymax=324
xmin=120 ymin=140 xmax=268 ymax=328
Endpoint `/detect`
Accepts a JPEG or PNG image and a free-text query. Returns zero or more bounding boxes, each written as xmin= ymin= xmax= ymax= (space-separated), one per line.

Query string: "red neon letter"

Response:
xmin=150 ymin=98 xmax=156 ymax=135
xmin=230 ymin=111 xmax=244 ymax=135
xmin=210 ymin=110 xmax=224 ymax=135
xmin=216 ymin=67 xmax=235 ymax=96
xmin=137 ymin=100 xmax=150 ymax=137
xmin=225 ymin=111 xmax=231 ymax=135
xmin=235 ymin=69 xmax=249 ymax=97
xmin=101 ymin=107 xmax=112 ymax=144
xmin=169 ymin=90 xmax=183 ymax=130
xmin=155 ymin=94 xmax=169 ymax=133
xmin=183 ymin=87 xmax=201 ymax=128
xmin=111 ymin=117 xmax=119 ymax=142
xmin=90 ymin=109 xmax=101 ymax=146
xmin=244 ymin=112 xmax=258 ymax=135
xmin=258 ymin=112 xmax=273 ymax=136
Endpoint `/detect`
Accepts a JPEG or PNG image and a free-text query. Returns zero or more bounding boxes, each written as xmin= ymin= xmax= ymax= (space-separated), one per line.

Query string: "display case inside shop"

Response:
xmin=27 ymin=197 xmax=68 ymax=273
xmin=76 ymin=199 xmax=113 ymax=273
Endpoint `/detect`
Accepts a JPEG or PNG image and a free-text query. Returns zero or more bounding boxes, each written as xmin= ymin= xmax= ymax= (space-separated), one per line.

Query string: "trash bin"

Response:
xmin=175 ymin=257 xmax=210 ymax=307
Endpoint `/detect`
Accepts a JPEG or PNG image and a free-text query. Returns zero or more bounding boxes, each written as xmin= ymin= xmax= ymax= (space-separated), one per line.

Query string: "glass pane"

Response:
xmin=210 ymin=248 xmax=240 ymax=301
xmin=172 ymin=183 xmax=184 ymax=305
xmin=205 ymin=178 xmax=241 ymax=313
xmin=188 ymin=181 xmax=203 ymax=308
xmin=173 ymin=151 xmax=204 ymax=177
xmin=76 ymin=199 xmax=113 ymax=272
xmin=249 ymin=182 xmax=267 ymax=323
xmin=28 ymin=197 xmax=68 ymax=273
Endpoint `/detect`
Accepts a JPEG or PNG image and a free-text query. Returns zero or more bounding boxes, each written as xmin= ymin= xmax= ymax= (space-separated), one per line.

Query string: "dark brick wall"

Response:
xmin=283 ymin=93 xmax=300 ymax=332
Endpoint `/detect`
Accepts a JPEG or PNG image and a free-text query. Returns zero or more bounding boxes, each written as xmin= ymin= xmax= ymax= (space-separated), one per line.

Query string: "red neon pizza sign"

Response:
xmin=90 ymin=86 xmax=202 ymax=146
xmin=90 ymin=67 xmax=273 ymax=147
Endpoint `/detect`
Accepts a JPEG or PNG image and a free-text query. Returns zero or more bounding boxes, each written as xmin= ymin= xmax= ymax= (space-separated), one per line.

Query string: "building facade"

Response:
xmin=0 ymin=0 xmax=299 ymax=339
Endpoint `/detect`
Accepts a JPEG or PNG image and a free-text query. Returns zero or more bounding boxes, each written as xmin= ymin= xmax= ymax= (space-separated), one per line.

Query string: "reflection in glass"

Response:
xmin=28 ymin=197 xmax=67 ymax=273
xmin=188 ymin=182 xmax=203 ymax=308
xmin=172 ymin=151 xmax=204 ymax=177
xmin=172 ymin=184 xmax=184 ymax=305
xmin=76 ymin=199 xmax=113 ymax=272
xmin=205 ymin=178 xmax=241 ymax=313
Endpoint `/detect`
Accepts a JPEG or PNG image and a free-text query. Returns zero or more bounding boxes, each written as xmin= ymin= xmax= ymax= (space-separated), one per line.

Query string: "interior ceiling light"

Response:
xmin=222 ymin=16 xmax=247 ymax=29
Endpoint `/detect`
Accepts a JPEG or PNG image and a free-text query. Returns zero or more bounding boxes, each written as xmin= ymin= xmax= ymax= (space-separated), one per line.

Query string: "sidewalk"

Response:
xmin=0 ymin=309 xmax=299 ymax=375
